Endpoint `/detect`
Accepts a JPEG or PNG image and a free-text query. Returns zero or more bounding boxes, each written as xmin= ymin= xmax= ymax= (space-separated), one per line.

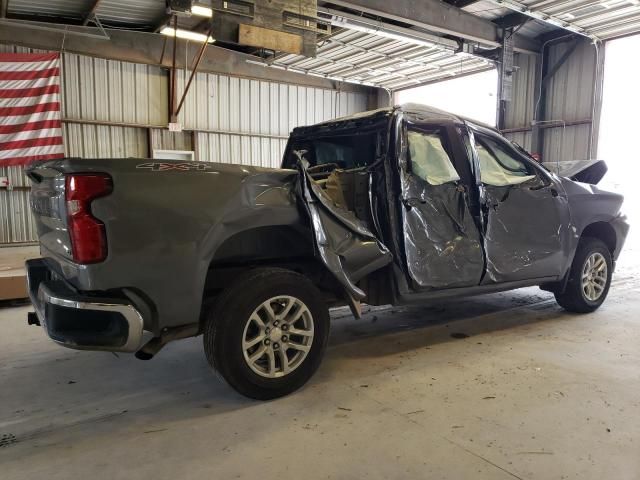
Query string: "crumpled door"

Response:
xmin=480 ymin=184 xmax=569 ymax=283
xmin=471 ymin=128 xmax=570 ymax=283
xmin=296 ymin=159 xmax=393 ymax=301
xmin=399 ymin=127 xmax=485 ymax=290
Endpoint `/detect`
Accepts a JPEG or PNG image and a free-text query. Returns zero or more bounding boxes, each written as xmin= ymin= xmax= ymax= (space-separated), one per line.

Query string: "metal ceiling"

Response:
xmin=2 ymin=0 xmax=640 ymax=91
xmin=466 ymin=0 xmax=640 ymax=40
xmin=4 ymin=0 xmax=640 ymax=39
xmin=6 ymin=0 xmax=166 ymax=27
xmin=259 ymin=29 xmax=494 ymax=90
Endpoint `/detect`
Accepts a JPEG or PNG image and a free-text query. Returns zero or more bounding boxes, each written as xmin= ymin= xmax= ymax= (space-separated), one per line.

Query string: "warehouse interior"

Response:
xmin=1 ymin=0 xmax=640 ymax=478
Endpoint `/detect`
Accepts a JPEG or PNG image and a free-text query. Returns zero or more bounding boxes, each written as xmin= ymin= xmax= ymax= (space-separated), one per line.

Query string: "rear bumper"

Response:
xmin=26 ymin=258 xmax=144 ymax=352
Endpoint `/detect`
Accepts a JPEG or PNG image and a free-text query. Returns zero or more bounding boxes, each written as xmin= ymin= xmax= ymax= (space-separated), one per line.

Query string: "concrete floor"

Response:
xmin=1 ymin=247 xmax=639 ymax=479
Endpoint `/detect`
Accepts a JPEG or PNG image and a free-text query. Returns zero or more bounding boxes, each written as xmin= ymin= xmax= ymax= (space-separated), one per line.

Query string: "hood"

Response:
xmin=543 ymin=159 xmax=608 ymax=185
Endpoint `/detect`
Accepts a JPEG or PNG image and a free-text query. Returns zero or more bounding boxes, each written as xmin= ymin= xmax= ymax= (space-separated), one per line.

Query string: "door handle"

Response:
xmin=402 ymin=198 xmax=426 ymax=210
xmin=529 ymin=183 xmax=559 ymax=197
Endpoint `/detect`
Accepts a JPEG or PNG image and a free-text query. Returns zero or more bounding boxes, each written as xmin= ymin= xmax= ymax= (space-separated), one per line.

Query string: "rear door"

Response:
xmin=398 ymin=121 xmax=484 ymax=290
xmin=288 ymin=124 xmax=394 ymax=303
xmin=297 ymin=162 xmax=393 ymax=301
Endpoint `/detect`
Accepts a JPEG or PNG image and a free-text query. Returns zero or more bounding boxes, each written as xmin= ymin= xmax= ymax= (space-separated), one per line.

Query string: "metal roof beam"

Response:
xmin=81 ymin=0 xmax=102 ymax=26
xmin=443 ymin=0 xmax=480 ymax=8
xmin=542 ymin=38 xmax=578 ymax=85
xmin=483 ymin=0 xmax=600 ymax=41
xmin=494 ymin=12 xmax=531 ymax=29
xmin=0 ymin=22 xmax=372 ymax=93
xmin=320 ymin=0 xmax=541 ymax=53
xmin=153 ymin=13 xmax=172 ymax=33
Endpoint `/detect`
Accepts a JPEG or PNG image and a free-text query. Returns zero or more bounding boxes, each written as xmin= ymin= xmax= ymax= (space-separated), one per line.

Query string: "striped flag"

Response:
xmin=0 ymin=52 xmax=64 ymax=167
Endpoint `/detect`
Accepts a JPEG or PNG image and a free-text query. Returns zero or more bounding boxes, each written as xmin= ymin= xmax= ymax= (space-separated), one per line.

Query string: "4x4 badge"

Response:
xmin=136 ymin=162 xmax=216 ymax=171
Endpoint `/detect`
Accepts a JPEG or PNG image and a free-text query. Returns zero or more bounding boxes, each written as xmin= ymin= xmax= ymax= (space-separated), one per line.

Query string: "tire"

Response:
xmin=203 ymin=267 xmax=330 ymax=400
xmin=555 ymin=237 xmax=613 ymax=313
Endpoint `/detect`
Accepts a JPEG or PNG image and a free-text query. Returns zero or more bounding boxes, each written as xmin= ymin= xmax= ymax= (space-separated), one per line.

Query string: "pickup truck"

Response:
xmin=26 ymin=104 xmax=628 ymax=400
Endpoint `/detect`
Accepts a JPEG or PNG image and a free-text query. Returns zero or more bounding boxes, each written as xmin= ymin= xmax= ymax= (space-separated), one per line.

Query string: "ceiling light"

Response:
xmin=191 ymin=4 xmax=213 ymax=17
xmin=160 ymin=27 xmax=215 ymax=43
xmin=329 ymin=16 xmax=439 ymax=50
xmin=318 ymin=9 xmax=458 ymax=51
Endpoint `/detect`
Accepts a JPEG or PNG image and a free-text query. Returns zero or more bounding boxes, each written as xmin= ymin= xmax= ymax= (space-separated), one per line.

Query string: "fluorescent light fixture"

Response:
xmin=319 ymin=8 xmax=459 ymax=51
xmin=160 ymin=27 xmax=215 ymax=43
xmin=329 ymin=16 xmax=438 ymax=50
xmin=191 ymin=4 xmax=213 ymax=17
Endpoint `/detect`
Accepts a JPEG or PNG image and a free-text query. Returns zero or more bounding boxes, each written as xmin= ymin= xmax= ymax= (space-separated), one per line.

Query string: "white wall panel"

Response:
xmin=63 ymin=124 xmax=149 ymax=158
xmin=61 ymin=53 xmax=167 ymax=125
xmin=175 ymin=71 xmax=367 ymax=136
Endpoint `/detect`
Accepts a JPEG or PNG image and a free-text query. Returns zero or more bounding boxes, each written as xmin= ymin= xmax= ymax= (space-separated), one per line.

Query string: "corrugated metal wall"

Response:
xmin=503 ymin=40 xmax=600 ymax=166
xmin=0 ymin=44 xmax=369 ymax=244
xmin=543 ymin=41 xmax=599 ymax=164
xmin=176 ymin=71 xmax=367 ymax=167
xmin=503 ymin=53 xmax=537 ymax=152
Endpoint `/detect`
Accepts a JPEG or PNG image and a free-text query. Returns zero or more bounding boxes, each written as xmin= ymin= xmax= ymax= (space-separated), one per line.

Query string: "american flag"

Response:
xmin=0 ymin=52 xmax=64 ymax=167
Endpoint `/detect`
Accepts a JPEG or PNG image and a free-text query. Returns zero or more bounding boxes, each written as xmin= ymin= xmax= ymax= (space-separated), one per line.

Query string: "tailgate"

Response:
xmin=26 ymin=163 xmax=73 ymax=261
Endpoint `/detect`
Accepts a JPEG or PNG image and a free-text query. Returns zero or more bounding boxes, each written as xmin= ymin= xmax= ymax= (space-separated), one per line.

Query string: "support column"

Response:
xmin=496 ymin=29 xmax=514 ymax=129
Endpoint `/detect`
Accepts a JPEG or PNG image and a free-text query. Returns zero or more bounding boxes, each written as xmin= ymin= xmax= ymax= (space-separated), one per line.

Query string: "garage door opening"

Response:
xmin=598 ymin=34 xmax=640 ymax=259
xmin=394 ymin=69 xmax=498 ymax=126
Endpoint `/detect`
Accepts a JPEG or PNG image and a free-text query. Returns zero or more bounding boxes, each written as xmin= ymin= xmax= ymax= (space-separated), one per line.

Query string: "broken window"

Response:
xmin=407 ymin=130 xmax=460 ymax=185
xmin=474 ymin=134 xmax=537 ymax=187
xmin=287 ymin=133 xmax=378 ymax=170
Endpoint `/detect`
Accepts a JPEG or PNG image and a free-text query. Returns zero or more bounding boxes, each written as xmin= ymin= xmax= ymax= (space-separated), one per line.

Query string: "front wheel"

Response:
xmin=203 ymin=268 xmax=330 ymax=400
xmin=555 ymin=237 xmax=613 ymax=313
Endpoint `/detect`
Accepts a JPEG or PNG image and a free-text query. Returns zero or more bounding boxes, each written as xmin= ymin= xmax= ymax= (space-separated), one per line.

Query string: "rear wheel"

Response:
xmin=203 ymin=268 xmax=330 ymax=400
xmin=555 ymin=237 xmax=612 ymax=313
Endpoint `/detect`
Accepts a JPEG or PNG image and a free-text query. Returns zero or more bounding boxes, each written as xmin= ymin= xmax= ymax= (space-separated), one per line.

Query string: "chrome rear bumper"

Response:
xmin=26 ymin=258 xmax=144 ymax=353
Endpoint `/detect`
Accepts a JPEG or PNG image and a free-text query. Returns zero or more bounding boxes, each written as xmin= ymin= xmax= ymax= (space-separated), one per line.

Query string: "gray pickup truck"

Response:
xmin=26 ymin=104 xmax=628 ymax=399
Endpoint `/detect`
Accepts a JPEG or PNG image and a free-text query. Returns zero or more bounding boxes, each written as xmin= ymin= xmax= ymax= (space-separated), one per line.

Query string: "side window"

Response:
xmin=474 ymin=133 xmax=537 ymax=186
xmin=407 ymin=130 xmax=460 ymax=186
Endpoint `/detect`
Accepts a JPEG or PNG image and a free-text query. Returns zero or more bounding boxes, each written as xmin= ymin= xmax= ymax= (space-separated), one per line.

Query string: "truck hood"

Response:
xmin=543 ymin=159 xmax=608 ymax=185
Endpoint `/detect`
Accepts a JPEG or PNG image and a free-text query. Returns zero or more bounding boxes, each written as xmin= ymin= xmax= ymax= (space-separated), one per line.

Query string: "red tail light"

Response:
xmin=65 ymin=174 xmax=113 ymax=264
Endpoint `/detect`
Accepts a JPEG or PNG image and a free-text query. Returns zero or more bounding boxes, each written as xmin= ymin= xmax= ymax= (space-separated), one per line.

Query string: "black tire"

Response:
xmin=203 ymin=267 xmax=330 ymax=400
xmin=555 ymin=237 xmax=613 ymax=313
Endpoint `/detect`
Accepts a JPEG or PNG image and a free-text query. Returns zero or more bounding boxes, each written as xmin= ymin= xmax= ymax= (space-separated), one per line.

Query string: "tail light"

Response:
xmin=65 ymin=174 xmax=113 ymax=264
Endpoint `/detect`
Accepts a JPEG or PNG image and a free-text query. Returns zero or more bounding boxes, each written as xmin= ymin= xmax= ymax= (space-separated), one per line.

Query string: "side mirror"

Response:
xmin=528 ymin=174 xmax=553 ymax=191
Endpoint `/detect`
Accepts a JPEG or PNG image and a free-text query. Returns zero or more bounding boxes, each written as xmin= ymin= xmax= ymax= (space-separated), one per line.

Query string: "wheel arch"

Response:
xmin=580 ymin=221 xmax=617 ymax=254
xmin=200 ymin=225 xmax=342 ymax=324
xmin=541 ymin=221 xmax=616 ymax=295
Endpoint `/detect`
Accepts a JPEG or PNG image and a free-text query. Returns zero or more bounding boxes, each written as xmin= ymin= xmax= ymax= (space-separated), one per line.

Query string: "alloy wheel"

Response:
xmin=581 ymin=252 xmax=608 ymax=302
xmin=242 ymin=296 xmax=314 ymax=378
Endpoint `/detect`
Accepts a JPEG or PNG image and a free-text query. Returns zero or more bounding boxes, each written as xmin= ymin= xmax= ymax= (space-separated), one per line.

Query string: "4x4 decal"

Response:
xmin=136 ymin=162 xmax=216 ymax=171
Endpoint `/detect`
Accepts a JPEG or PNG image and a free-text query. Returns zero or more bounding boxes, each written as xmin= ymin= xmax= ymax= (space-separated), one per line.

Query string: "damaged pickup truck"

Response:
xmin=25 ymin=104 xmax=628 ymax=399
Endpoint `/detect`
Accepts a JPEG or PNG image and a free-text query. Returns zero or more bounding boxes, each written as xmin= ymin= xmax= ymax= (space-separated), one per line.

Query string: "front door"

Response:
xmin=399 ymin=122 xmax=484 ymax=290
xmin=469 ymin=126 xmax=570 ymax=284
